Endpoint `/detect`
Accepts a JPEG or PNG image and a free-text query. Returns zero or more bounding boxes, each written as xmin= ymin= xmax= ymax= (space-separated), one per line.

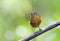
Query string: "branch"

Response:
xmin=19 ymin=21 xmax=60 ymax=41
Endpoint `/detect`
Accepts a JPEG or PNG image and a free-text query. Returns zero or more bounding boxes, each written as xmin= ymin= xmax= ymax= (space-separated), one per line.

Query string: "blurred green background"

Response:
xmin=0 ymin=0 xmax=60 ymax=41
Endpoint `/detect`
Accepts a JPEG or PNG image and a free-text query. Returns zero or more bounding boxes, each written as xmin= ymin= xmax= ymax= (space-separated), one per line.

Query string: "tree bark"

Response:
xmin=19 ymin=21 xmax=60 ymax=41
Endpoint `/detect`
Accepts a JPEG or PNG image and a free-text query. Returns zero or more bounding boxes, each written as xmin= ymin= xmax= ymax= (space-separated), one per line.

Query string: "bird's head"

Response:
xmin=31 ymin=12 xmax=38 ymax=16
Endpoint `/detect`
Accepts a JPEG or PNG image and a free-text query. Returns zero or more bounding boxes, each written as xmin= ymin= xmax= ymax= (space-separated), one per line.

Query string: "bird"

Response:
xmin=30 ymin=12 xmax=41 ymax=30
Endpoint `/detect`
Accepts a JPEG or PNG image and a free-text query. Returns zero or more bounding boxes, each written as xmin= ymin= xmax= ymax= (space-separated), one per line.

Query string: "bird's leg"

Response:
xmin=38 ymin=27 xmax=42 ymax=31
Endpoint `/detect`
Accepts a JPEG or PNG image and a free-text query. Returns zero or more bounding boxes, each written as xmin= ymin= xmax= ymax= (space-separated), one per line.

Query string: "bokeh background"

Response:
xmin=0 ymin=0 xmax=60 ymax=41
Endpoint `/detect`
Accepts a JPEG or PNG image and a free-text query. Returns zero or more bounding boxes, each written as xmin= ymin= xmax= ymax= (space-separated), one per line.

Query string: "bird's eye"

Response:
xmin=34 ymin=13 xmax=35 ymax=15
xmin=34 ymin=12 xmax=36 ymax=15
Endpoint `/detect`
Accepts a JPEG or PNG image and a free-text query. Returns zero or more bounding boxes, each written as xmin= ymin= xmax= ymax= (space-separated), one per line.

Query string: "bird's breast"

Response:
xmin=30 ymin=16 xmax=41 ymax=27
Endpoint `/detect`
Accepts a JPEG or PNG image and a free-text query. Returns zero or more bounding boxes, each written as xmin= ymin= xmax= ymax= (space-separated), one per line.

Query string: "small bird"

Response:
xmin=30 ymin=12 xmax=41 ymax=30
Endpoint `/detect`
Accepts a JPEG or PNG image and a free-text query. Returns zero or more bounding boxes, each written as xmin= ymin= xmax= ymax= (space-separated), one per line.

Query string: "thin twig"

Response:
xmin=20 ymin=21 xmax=60 ymax=41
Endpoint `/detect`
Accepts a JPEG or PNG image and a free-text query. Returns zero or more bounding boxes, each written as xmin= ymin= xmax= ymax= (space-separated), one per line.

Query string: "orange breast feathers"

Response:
xmin=30 ymin=15 xmax=41 ymax=27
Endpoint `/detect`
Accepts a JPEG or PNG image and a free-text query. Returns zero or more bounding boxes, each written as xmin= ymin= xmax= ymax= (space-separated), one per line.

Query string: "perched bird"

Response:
xmin=30 ymin=12 xmax=41 ymax=30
